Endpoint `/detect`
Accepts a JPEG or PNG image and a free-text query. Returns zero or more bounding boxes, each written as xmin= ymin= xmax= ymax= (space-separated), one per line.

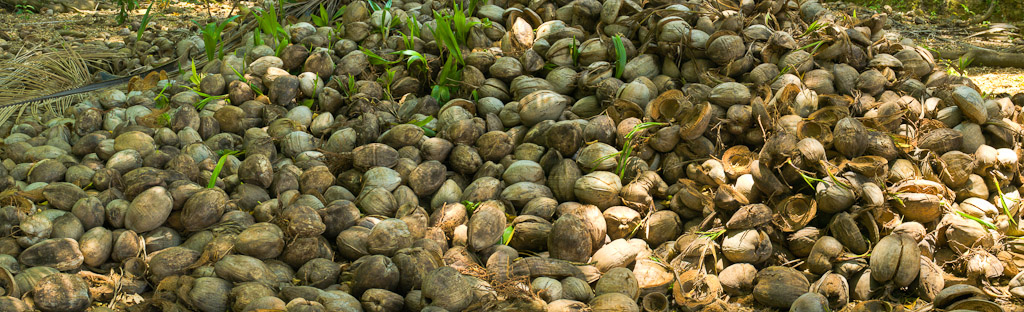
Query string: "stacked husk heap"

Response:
xmin=2 ymin=0 xmax=1024 ymax=311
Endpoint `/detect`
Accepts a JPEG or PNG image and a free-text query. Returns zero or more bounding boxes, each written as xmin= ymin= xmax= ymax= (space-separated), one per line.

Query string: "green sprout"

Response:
xmin=591 ymin=122 xmax=669 ymax=178
xmin=800 ymin=20 xmax=827 ymax=38
xmin=208 ymin=149 xmax=243 ymax=188
xmin=194 ymin=15 xmax=241 ymax=61
xmin=569 ymin=35 xmax=579 ymax=67
xmin=991 ymin=176 xmax=1018 ymax=226
xmin=367 ymin=0 xmax=396 ymax=38
xmin=116 ymin=0 xmax=137 ymax=25
xmin=311 ymin=3 xmax=344 ymax=27
xmin=253 ymin=1 xmax=290 ymax=54
xmin=406 ymin=15 xmax=420 ymax=38
xmin=157 ymin=113 xmax=171 ymax=126
xmin=407 ymin=115 xmax=436 ymax=137
xmin=334 ymin=74 xmax=359 ymax=98
xmin=612 ymin=35 xmax=626 ymax=78
xmin=462 ymin=200 xmax=481 ymax=214
xmin=501 ymin=225 xmax=514 ymax=245
xmin=137 ymin=1 xmax=155 ymax=42
xmin=786 ymin=159 xmax=850 ymax=191
xmin=153 ymin=82 xmax=171 ymax=108
xmin=889 ymin=192 xmax=906 ymax=207
xmin=955 ymin=210 xmax=998 ymax=230
xmin=378 ymin=68 xmax=396 ymax=100
xmin=697 ymin=229 xmax=727 ymax=240
xmin=228 ymin=64 xmax=263 ymax=96
xmin=15 ymin=4 xmax=36 ymax=15
xmin=253 ymin=28 xmax=263 ymax=47
xmin=796 ymin=40 xmax=825 ymax=55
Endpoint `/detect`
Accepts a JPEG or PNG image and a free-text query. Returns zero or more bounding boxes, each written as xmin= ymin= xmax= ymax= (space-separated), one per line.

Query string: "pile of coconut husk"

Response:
xmin=2 ymin=0 xmax=1024 ymax=311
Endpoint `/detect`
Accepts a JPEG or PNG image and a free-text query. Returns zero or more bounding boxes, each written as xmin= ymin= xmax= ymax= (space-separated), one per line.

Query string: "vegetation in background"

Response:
xmin=311 ymin=3 xmax=344 ymax=27
xmin=137 ymin=1 xmax=155 ymax=41
xmin=15 ymin=4 xmax=35 ymax=15
xmin=195 ymin=15 xmax=241 ymax=61
xmin=253 ymin=1 xmax=290 ymax=56
xmin=833 ymin=0 xmax=1020 ymax=22
xmin=116 ymin=0 xmax=139 ymax=25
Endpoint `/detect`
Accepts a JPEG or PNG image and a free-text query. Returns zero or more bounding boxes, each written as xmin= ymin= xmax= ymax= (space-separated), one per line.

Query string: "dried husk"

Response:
xmin=677 ymin=102 xmax=713 ymax=140
xmin=714 ymin=184 xmax=749 ymax=212
xmin=830 ymin=212 xmax=869 ymax=255
xmin=604 ymin=206 xmax=641 ymax=240
xmin=721 ymin=145 xmax=754 ymax=179
xmin=466 ymin=201 xmax=506 ymax=252
xmin=548 ymin=213 xmax=592 ymax=263
xmin=833 ymin=117 xmax=868 ymax=158
xmin=719 ymin=263 xmax=756 ymax=296
xmin=810 ymin=273 xmax=849 ymax=310
xmin=573 ymin=171 xmax=623 ymax=209
xmin=721 ymin=229 xmax=772 ymax=264
xmin=725 ymin=204 xmax=772 ymax=230
xmin=752 ymin=266 xmax=809 ymax=308
xmin=671 ymin=270 xmax=722 ymax=310
xmin=772 ymin=195 xmax=817 ymax=232
xmin=890 ymin=179 xmax=955 ymax=223
xmin=807 ymin=236 xmax=844 ymax=275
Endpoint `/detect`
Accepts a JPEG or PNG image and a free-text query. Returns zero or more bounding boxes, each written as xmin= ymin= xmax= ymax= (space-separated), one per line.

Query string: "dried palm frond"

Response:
xmin=0 ymin=40 xmax=120 ymax=126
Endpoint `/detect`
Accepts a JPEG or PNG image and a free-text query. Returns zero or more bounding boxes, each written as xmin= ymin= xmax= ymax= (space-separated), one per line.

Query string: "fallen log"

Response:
xmin=938 ymin=45 xmax=1024 ymax=69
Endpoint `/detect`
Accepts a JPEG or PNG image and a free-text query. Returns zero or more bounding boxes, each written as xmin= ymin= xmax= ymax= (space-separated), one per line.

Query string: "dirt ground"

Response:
xmin=1 ymin=0 xmax=1021 ymax=95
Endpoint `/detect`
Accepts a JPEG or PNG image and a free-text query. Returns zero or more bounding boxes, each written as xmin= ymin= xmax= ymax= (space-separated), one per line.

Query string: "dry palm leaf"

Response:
xmin=0 ymin=40 xmax=118 ymax=126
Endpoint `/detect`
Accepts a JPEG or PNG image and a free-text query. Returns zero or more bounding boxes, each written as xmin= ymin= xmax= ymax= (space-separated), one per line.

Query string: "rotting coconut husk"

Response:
xmin=3 ymin=0 xmax=1024 ymax=311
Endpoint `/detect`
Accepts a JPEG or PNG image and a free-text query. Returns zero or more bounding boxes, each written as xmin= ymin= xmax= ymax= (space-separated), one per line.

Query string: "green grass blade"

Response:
xmin=208 ymin=154 xmax=230 ymax=188
xmin=992 ymin=177 xmax=1018 ymax=226
xmin=137 ymin=1 xmax=155 ymax=42
xmin=612 ymin=35 xmax=626 ymax=79
xmin=361 ymin=46 xmax=401 ymax=65
xmin=501 ymin=225 xmax=514 ymax=245
xmin=956 ymin=210 xmax=998 ymax=230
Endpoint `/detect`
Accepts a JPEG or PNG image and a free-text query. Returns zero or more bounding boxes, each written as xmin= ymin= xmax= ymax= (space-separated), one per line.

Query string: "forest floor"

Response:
xmin=0 ymin=0 xmax=1021 ymax=95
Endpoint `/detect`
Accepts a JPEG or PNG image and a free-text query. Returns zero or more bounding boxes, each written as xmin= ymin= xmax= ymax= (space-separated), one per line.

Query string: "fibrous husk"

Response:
xmin=672 ymin=269 xmax=722 ymax=310
xmin=809 ymin=272 xmax=849 ymax=310
xmin=772 ymin=194 xmax=817 ymax=232
xmin=752 ymin=266 xmax=809 ymax=308
xmin=890 ymin=179 xmax=955 ymax=223
xmin=869 ymin=233 xmax=920 ymax=288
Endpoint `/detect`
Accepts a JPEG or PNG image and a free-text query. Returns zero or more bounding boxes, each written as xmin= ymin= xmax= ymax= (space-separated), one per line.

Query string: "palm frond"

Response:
xmin=0 ymin=40 xmax=119 ymax=126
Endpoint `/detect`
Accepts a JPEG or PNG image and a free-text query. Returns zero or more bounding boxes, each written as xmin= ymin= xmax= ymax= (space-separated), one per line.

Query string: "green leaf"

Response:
xmin=393 ymin=49 xmax=429 ymax=69
xmin=431 ymin=85 xmax=450 ymax=103
xmin=195 ymin=95 xmax=226 ymax=110
xmin=501 ymin=225 xmax=514 ymax=245
xmin=361 ymin=46 xmax=401 ymax=65
xmin=462 ymin=200 xmax=480 ymax=214
xmin=208 ymin=154 xmax=230 ymax=188
xmin=956 ymin=210 xmax=998 ymax=230
xmin=612 ymin=35 xmax=626 ymax=79
xmin=137 ymin=1 xmax=155 ymax=42
xmin=408 ymin=115 xmax=434 ymax=127
xmin=992 ymin=177 xmax=1018 ymax=226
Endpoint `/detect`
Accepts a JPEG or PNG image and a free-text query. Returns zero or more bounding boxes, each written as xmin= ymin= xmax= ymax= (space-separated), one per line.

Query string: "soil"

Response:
xmin=2 ymin=0 xmax=1020 ymax=95
xmin=824 ymin=1 xmax=1024 ymax=96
